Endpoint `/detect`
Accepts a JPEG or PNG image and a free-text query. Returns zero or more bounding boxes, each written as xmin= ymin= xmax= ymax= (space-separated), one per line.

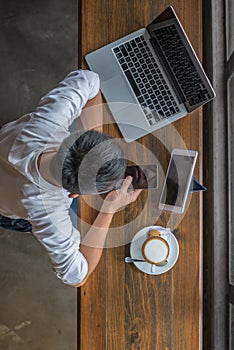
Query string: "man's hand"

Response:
xmin=77 ymin=176 xmax=142 ymax=287
xmin=101 ymin=176 xmax=142 ymax=214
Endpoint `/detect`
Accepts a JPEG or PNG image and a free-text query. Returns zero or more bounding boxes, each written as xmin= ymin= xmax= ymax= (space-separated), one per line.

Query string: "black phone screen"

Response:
xmin=125 ymin=164 xmax=158 ymax=189
xmin=161 ymin=154 xmax=195 ymax=206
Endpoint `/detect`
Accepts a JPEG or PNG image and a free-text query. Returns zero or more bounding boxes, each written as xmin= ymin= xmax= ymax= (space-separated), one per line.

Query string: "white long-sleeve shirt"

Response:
xmin=0 ymin=70 xmax=100 ymax=285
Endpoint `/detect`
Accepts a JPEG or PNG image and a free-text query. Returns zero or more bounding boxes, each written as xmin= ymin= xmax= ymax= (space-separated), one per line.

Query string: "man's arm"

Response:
xmin=75 ymin=177 xmax=142 ymax=287
xmin=79 ymin=90 xmax=103 ymax=133
xmin=34 ymin=70 xmax=100 ymax=131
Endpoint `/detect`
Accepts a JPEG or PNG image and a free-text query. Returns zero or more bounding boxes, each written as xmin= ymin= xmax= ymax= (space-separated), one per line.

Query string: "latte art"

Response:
xmin=142 ymin=236 xmax=169 ymax=264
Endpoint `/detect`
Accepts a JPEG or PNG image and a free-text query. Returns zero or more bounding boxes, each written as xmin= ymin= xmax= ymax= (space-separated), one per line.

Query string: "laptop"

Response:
xmin=86 ymin=6 xmax=215 ymax=143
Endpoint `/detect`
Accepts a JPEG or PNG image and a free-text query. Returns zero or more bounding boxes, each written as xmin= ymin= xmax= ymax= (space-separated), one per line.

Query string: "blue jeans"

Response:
xmin=0 ymin=199 xmax=78 ymax=232
xmin=0 ymin=214 xmax=32 ymax=232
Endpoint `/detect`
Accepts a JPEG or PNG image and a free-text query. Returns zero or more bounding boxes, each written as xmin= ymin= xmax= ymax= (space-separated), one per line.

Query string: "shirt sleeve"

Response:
xmin=34 ymin=70 xmax=100 ymax=130
xmin=54 ymin=248 xmax=89 ymax=286
xmin=32 ymin=219 xmax=89 ymax=286
xmin=28 ymin=196 xmax=89 ymax=286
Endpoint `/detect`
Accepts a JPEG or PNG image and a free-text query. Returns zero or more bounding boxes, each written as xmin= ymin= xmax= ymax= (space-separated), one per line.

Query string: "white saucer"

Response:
xmin=130 ymin=226 xmax=179 ymax=275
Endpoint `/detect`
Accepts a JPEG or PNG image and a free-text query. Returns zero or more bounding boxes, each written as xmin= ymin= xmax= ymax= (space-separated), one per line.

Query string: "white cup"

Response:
xmin=142 ymin=229 xmax=170 ymax=272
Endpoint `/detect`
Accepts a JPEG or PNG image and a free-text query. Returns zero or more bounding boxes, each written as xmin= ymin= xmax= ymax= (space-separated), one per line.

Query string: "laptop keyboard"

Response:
xmin=112 ymin=35 xmax=180 ymax=126
xmin=153 ymin=24 xmax=211 ymax=106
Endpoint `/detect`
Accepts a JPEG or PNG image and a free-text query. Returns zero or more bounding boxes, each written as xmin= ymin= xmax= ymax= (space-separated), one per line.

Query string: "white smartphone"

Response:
xmin=159 ymin=148 xmax=198 ymax=214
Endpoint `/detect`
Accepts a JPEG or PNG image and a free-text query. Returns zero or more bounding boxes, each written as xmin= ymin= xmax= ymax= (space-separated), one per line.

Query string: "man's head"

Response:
xmin=51 ymin=130 xmax=126 ymax=195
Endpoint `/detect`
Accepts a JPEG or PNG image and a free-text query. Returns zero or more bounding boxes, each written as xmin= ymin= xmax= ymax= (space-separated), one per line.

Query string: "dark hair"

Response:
xmin=51 ymin=130 xmax=126 ymax=194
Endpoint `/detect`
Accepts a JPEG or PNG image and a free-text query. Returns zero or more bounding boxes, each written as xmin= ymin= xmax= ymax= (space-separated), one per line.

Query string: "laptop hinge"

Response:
xmin=149 ymin=37 xmax=186 ymax=105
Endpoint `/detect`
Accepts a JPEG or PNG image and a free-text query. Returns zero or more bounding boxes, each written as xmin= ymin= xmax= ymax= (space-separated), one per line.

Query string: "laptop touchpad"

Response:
xmin=101 ymin=74 xmax=137 ymax=105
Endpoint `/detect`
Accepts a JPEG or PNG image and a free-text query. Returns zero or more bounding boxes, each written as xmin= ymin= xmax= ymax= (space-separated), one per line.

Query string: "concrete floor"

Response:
xmin=0 ymin=229 xmax=77 ymax=350
xmin=0 ymin=1 xmax=79 ymax=349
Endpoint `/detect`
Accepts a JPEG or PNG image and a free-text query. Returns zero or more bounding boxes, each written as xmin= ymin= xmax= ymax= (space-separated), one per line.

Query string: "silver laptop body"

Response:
xmin=86 ymin=6 xmax=215 ymax=143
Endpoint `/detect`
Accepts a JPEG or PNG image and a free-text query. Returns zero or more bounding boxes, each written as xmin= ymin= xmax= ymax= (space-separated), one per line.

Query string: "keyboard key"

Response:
xmin=158 ymin=110 xmax=164 ymax=116
xmin=121 ymin=63 xmax=128 ymax=71
xmin=124 ymin=43 xmax=132 ymax=51
xmin=138 ymin=96 xmax=144 ymax=103
xmin=125 ymin=70 xmax=141 ymax=97
xmin=120 ymin=45 xmax=127 ymax=57
xmin=152 ymin=110 xmax=161 ymax=122
xmin=169 ymin=107 xmax=176 ymax=114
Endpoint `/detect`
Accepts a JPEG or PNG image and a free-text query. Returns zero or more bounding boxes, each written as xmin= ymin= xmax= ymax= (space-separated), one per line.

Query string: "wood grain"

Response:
xmin=79 ymin=0 xmax=203 ymax=349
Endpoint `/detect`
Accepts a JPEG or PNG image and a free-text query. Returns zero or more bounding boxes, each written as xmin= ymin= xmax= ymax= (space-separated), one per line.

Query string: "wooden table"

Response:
xmin=79 ymin=1 xmax=203 ymax=349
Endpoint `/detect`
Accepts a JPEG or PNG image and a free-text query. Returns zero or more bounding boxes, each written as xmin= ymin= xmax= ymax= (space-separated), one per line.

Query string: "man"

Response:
xmin=0 ymin=70 xmax=141 ymax=287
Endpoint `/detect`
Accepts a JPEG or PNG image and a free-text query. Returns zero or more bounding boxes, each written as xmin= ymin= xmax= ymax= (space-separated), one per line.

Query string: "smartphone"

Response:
xmin=158 ymin=149 xmax=198 ymax=213
xmin=125 ymin=164 xmax=158 ymax=189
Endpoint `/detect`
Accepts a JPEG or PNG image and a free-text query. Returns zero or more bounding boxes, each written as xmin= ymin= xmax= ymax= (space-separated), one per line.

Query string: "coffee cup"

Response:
xmin=141 ymin=229 xmax=170 ymax=269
